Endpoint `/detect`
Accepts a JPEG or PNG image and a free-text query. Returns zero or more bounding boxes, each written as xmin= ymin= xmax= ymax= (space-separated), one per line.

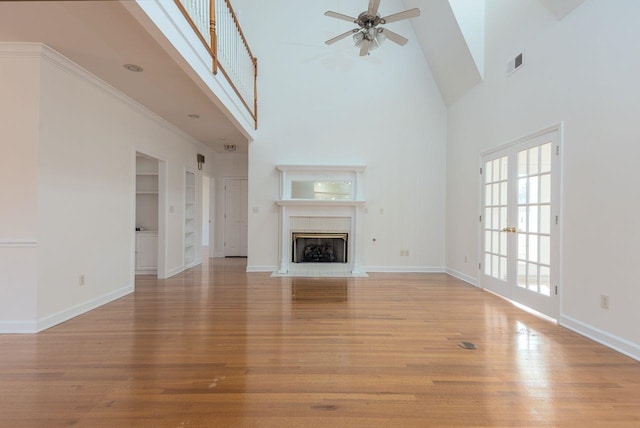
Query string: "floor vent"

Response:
xmin=458 ymin=341 xmax=477 ymax=350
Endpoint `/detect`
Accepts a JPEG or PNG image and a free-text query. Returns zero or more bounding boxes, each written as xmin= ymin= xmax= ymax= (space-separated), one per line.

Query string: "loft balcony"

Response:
xmin=0 ymin=0 xmax=257 ymax=153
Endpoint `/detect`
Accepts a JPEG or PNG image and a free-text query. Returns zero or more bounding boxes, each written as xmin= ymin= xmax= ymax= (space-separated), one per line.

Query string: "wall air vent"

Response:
xmin=507 ymin=52 xmax=524 ymax=75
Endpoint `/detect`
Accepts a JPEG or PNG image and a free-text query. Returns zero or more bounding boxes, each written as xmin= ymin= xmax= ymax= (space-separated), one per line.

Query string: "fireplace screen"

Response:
xmin=292 ymin=233 xmax=348 ymax=263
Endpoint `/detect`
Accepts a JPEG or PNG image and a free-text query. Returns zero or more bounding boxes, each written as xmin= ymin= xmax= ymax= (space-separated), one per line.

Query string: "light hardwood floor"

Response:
xmin=1 ymin=258 xmax=639 ymax=427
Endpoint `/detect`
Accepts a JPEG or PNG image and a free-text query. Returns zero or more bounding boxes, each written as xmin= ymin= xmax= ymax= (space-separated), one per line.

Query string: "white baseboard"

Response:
xmin=163 ymin=261 xmax=200 ymax=278
xmin=164 ymin=265 xmax=185 ymax=278
xmin=445 ymin=267 xmax=479 ymax=287
xmin=185 ymin=260 xmax=200 ymax=270
xmin=246 ymin=265 xmax=278 ymax=273
xmin=36 ymin=284 xmax=134 ymax=333
xmin=362 ymin=266 xmax=445 ymax=273
xmin=560 ymin=314 xmax=640 ymax=362
xmin=0 ymin=320 xmax=38 ymax=334
xmin=214 ymin=251 xmax=225 ymax=258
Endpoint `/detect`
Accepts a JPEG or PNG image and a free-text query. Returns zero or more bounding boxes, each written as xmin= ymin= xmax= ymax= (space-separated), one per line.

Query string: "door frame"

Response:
xmin=478 ymin=123 xmax=564 ymax=319
xmin=132 ymin=148 xmax=167 ymax=280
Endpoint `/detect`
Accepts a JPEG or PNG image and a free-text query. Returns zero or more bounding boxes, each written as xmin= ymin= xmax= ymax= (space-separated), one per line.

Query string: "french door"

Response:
xmin=481 ymin=128 xmax=561 ymax=318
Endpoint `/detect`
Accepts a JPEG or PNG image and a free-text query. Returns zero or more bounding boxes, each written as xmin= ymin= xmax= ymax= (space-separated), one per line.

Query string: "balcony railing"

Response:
xmin=175 ymin=0 xmax=258 ymax=129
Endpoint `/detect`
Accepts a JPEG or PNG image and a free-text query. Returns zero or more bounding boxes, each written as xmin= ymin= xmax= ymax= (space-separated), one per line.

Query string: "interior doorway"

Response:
xmin=480 ymin=126 xmax=561 ymax=319
xmin=134 ymin=151 xmax=166 ymax=277
xmin=224 ymin=178 xmax=248 ymax=257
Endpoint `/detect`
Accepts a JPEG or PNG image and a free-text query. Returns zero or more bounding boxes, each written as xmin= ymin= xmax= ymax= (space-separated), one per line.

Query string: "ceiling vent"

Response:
xmin=507 ymin=52 xmax=524 ymax=75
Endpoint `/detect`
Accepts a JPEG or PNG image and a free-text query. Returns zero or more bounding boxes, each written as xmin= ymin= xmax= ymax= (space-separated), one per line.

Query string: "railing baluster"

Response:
xmin=174 ymin=0 xmax=257 ymax=128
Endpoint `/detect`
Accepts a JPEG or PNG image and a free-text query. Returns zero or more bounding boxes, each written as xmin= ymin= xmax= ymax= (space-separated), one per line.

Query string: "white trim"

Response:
xmin=0 ymin=240 xmax=37 ymax=248
xmin=362 ymin=266 xmax=446 ymax=273
xmin=246 ymin=265 xmax=278 ymax=273
xmin=185 ymin=260 xmax=200 ymax=270
xmin=560 ymin=315 xmax=640 ymax=362
xmin=165 ymin=265 xmax=186 ymax=278
xmin=276 ymin=165 xmax=366 ymax=173
xmin=445 ymin=268 xmax=479 ymax=286
xmin=480 ymin=122 xmax=563 ymax=157
xmin=214 ymin=251 xmax=225 ymax=258
xmin=36 ymin=284 xmax=134 ymax=333
xmin=276 ymin=200 xmax=366 ymax=207
xmin=0 ymin=320 xmax=38 ymax=334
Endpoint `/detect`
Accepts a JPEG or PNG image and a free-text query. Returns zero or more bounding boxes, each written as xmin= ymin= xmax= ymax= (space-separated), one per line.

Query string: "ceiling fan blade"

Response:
xmin=367 ymin=0 xmax=381 ymax=16
xmin=359 ymin=39 xmax=371 ymax=56
xmin=379 ymin=28 xmax=408 ymax=46
xmin=381 ymin=8 xmax=421 ymax=24
xmin=324 ymin=11 xmax=357 ymax=23
xmin=325 ymin=29 xmax=357 ymax=45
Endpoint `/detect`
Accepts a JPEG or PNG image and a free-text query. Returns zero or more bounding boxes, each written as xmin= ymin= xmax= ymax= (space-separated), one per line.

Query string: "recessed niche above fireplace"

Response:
xmin=291 ymin=181 xmax=352 ymax=200
xmin=276 ymin=165 xmax=365 ymax=203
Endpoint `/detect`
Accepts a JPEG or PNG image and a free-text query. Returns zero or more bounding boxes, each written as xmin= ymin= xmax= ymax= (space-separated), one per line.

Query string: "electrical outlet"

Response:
xmin=600 ymin=294 xmax=609 ymax=309
xmin=464 ymin=256 xmax=468 ymax=263
xmin=79 ymin=274 xmax=85 ymax=287
xmin=379 ymin=208 xmax=384 ymax=214
xmin=400 ymin=250 xmax=409 ymax=257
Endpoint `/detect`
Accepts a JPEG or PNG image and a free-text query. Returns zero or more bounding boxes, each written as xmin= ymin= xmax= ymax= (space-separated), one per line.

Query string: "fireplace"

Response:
xmin=275 ymin=165 xmax=366 ymax=276
xmin=292 ymin=233 xmax=348 ymax=264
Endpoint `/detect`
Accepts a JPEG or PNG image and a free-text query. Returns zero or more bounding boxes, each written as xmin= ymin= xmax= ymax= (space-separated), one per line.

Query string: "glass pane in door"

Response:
xmin=516 ymin=143 xmax=552 ymax=297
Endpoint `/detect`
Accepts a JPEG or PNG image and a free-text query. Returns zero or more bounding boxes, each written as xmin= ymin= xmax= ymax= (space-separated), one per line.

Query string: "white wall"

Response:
xmin=0 ymin=52 xmax=40 ymax=329
xmin=233 ymin=0 xmax=448 ymax=271
xmin=446 ymin=0 xmax=640 ymax=358
xmin=0 ymin=43 xmax=217 ymax=332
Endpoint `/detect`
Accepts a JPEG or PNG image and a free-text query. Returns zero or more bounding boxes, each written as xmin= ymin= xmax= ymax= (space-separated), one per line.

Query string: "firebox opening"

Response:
xmin=292 ymin=233 xmax=348 ymax=264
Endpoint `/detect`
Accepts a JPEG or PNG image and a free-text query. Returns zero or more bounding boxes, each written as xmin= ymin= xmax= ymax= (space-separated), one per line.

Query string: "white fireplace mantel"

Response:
xmin=275 ymin=200 xmax=366 ymax=207
xmin=275 ymin=165 xmax=366 ymax=276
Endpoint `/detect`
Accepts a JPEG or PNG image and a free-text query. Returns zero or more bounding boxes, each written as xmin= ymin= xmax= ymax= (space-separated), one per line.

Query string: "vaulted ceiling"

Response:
xmin=0 ymin=0 xmax=586 ymax=147
xmin=404 ymin=0 xmax=585 ymax=106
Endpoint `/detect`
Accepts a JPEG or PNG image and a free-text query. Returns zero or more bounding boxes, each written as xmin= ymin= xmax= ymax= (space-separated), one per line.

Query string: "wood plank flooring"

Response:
xmin=1 ymin=258 xmax=639 ymax=427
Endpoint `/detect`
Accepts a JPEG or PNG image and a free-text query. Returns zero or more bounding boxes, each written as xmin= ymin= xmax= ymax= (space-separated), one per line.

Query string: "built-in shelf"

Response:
xmin=184 ymin=171 xmax=196 ymax=266
xmin=135 ymin=154 xmax=159 ymax=274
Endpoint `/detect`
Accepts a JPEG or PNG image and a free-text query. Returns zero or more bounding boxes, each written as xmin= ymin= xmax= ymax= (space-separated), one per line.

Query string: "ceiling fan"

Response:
xmin=324 ymin=0 xmax=420 ymax=56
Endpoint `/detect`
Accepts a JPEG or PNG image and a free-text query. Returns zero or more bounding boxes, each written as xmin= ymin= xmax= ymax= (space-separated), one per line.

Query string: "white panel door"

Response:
xmin=481 ymin=128 xmax=560 ymax=318
xmin=136 ymin=233 xmax=158 ymax=272
xmin=224 ymin=178 xmax=248 ymax=257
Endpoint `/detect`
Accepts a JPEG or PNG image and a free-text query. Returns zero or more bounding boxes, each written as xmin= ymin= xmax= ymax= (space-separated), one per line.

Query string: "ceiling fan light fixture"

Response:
xmin=325 ymin=0 xmax=420 ymax=55
xmin=353 ymin=31 xmax=364 ymax=47
xmin=374 ymin=31 xmax=386 ymax=48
